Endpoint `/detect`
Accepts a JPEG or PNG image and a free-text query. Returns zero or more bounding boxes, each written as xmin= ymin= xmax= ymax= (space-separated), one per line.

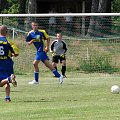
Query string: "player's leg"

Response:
xmin=60 ymin=55 xmax=67 ymax=77
xmin=52 ymin=55 xmax=59 ymax=77
xmin=0 ymin=79 xmax=11 ymax=102
xmin=61 ymin=60 xmax=67 ymax=77
xmin=4 ymin=83 xmax=11 ymax=102
xmin=0 ymin=80 xmax=9 ymax=87
xmin=29 ymin=60 xmax=40 ymax=84
xmin=4 ymin=74 xmax=17 ymax=102
xmin=40 ymin=52 xmax=63 ymax=84
xmin=10 ymin=74 xmax=17 ymax=87
xmin=44 ymin=60 xmax=63 ymax=84
xmin=52 ymin=62 xmax=57 ymax=71
xmin=29 ymin=51 xmax=41 ymax=84
xmin=52 ymin=62 xmax=58 ymax=77
xmin=0 ymin=70 xmax=12 ymax=87
xmin=33 ymin=60 xmax=40 ymax=82
xmin=0 ymin=70 xmax=13 ymax=102
xmin=52 ymin=55 xmax=59 ymax=70
xmin=8 ymin=67 xmax=17 ymax=87
xmin=40 ymin=52 xmax=60 ymax=77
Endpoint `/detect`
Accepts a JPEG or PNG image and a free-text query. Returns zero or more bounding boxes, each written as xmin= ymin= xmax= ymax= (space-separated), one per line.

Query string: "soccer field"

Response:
xmin=0 ymin=73 xmax=120 ymax=120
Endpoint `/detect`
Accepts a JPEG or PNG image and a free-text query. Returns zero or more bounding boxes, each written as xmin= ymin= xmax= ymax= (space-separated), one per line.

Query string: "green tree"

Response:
xmin=1 ymin=0 xmax=19 ymax=13
xmin=112 ymin=0 xmax=120 ymax=12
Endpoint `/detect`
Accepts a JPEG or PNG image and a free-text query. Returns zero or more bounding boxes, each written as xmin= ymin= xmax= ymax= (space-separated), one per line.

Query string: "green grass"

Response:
xmin=0 ymin=73 xmax=120 ymax=120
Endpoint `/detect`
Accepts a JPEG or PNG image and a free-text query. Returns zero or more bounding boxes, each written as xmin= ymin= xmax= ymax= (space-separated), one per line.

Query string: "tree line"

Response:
xmin=0 ymin=0 xmax=120 ymax=37
xmin=0 ymin=0 xmax=120 ymax=14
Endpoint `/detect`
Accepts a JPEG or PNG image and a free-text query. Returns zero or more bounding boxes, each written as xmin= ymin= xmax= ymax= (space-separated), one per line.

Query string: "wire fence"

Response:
xmin=0 ymin=14 xmax=120 ymax=74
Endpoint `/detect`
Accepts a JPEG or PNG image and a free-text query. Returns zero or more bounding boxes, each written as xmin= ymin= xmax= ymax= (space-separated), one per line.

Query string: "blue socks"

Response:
xmin=52 ymin=69 xmax=61 ymax=77
xmin=34 ymin=70 xmax=60 ymax=81
xmin=34 ymin=71 xmax=39 ymax=82
xmin=5 ymin=96 xmax=10 ymax=99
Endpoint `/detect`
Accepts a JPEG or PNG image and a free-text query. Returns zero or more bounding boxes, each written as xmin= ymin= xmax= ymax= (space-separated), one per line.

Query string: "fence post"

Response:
xmin=12 ymin=28 xmax=15 ymax=40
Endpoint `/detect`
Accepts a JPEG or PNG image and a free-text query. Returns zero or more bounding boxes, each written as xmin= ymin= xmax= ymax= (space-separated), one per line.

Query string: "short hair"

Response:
xmin=57 ymin=33 xmax=62 ymax=36
xmin=0 ymin=25 xmax=8 ymax=35
xmin=31 ymin=21 xmax=38 ymax=24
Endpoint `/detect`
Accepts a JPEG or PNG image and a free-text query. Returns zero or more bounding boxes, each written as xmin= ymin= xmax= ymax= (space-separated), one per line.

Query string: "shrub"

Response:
xmin=80 ymin=54 xmax=118 ymax=73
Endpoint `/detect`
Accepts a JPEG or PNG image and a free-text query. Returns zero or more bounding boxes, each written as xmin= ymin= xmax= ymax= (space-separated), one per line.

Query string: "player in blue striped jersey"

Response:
xmin=26 ymin=21 xmax=63 ymax=84
xmin=0 ymin=25 xmax=17 ymax=102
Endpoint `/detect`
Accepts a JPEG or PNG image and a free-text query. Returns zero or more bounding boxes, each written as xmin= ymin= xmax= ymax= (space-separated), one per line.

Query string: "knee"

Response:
xmin=62 ymin=61 xmax=66 ymax=66
xmin=33 ymin=61 xmax=37 ymax=66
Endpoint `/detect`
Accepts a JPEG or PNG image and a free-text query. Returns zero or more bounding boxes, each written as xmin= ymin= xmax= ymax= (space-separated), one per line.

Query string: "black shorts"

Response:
xmin=52 ymin=55 xmax=66 ymax=63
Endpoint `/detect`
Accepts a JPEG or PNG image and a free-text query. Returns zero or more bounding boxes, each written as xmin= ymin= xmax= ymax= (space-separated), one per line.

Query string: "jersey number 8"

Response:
xmin=0 ymin=46 xmax=5 ymax=55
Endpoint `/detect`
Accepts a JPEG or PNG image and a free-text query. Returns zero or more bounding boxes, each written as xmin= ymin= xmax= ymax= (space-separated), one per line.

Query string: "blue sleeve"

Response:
xmin=26 ymin=33 xmax=32 ymax=42
xmin=8 ymin=43 xmax=15 ymax=54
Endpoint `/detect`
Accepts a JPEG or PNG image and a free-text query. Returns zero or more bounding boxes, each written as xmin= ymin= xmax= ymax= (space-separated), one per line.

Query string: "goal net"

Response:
xmin=0 ymin=13 xmax=120 ymax=75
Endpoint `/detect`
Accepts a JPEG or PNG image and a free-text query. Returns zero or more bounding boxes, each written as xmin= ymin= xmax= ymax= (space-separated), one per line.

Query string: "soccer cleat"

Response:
xmin=10 ymin=74 xmax=17 ymax=87
xmin=5 ymin=98 xmax=11 ymax=103
xmin=59 ymin=75 xmax=63 ymax=84
xmin=28 ymin=80 xmax=39 ymax=85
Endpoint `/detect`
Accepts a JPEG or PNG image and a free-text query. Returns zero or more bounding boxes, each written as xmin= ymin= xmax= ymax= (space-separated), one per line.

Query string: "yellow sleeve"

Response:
xmin=7 ymin=38 xmax=19 ymax=56
xmin=39 ymin=29 xmax=49 ymax=39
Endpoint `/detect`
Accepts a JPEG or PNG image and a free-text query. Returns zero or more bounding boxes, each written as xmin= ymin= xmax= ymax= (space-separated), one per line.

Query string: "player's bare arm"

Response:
xmin=45 ymin=37 xmax=50 ymax=52
xmin=27 ymin=39 xmax=36 ymax=45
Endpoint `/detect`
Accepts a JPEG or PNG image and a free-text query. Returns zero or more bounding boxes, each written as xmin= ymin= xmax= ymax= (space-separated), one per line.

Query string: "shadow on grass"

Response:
xmin=22 ymin=99 xmax=55 ymax=103
xmin=21 ymin=99 xmax=78 ymax=103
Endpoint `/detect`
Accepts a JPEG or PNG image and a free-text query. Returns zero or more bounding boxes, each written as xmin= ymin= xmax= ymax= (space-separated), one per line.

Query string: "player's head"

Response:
xmin=0 ymin=25 xmax=8 ymax=36
xmin=31 ymin=21 xmax=38 ymax=31
xmin=56 ymin=33 xmax=62 ymax=40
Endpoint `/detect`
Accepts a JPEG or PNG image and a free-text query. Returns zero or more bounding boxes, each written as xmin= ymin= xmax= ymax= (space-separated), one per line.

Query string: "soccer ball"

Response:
xmin=111 ymin=85 xmax=120 ymax=94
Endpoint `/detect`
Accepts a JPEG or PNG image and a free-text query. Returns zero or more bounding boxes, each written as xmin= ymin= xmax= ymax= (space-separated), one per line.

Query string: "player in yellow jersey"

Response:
xmin=26 ymin=21 xmax=64 ymax=84
xmin=0 ymin=25 xmax=19 ymax=102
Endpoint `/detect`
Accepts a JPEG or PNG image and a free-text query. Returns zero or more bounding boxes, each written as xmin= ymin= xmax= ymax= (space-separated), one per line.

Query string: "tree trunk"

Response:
xmin=87 ymin=0 xmax=99 ymax=37
xmin=19 ymin=0 xmax=26 ymax=14
xmin=87 ymin=0 xmax=111 ymax=37
xmin=25 ymin=0 xmax=37 ymax=31
xmin=28 ymin=0 xmax=37 ymax=14
xmin=95 ymin=0 xmax=110 ymax=37
xmin=98 ymin=0 xmax=108 ymax=13
xmin=18 ymin=0 xmax=27 ymax=30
